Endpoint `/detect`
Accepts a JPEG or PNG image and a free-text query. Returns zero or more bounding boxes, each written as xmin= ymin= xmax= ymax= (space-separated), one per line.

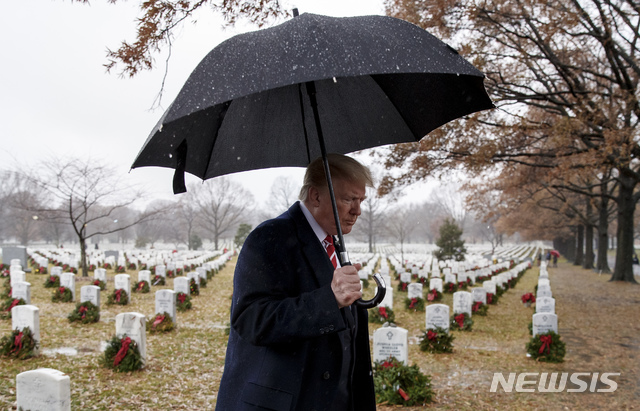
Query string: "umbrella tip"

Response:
xmin=292 ymin=8 xmax=299 ymax=17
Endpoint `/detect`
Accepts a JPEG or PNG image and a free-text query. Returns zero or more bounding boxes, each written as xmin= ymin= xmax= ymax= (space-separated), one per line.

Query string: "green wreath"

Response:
xmin=101 ymin=335 xmax=144 ymax=372
xmin=199 ymin=277 xmax=207 ymax=288
xmin=425 ymin=288 xmax=443 ymax=302
xmin=443 ymin=282 xmax=457 ymax=294
xmin=133 ymin=280 xmax=150 ymax=293
xmin=152 ymin=275 xmax=166 ymax=286
xmin=107 ymin=289 xmax=129 ymax=305
xmin=471 ymin=301 xmax=488 ymax=316
xmin=368 ymin=306 xmax=395 ymax=324
xmin=38 ymin=265 xmax=48 ymax=274
xmin=526 ymin=331 xmax=566 ymax=363
xmin=115 ymin=265 xmax=126 ymax=273
xmin=44 ymin=275 xmax=60 ymax=288
xmin=373 ymin=357 xmax=435 ymax=406
xmin=52 ymin=286 xmax=73 ymax=303
xmin=93 ymin=279 xmax=107 ymax=291
xmin=397 ymin=281 xmax=410 ymax=293
xmin=176 ymin=292 xmax=192 ymax=312
xmin=450 ymin=312 xmax=473 ymax=331
xmin=496 ymin=284 xmax=506 ymax=297
xmin=404 ymin=297 xmax=425 ymax=312
xmin=1 ymin=279 xmax=11 ymax=299
xmin=68 ymin=301 xmax=100 ymax=324
xmin=189 ymin=279 xmax=200 ymax=296
xmin=457 ymin=281 xmax=468 ymax=290
xmin=147 ymin=312 xmax=175 ymax=333
xmin=486 ymin=292 xmax=499 ymax=305
xmin=0 ymin=327 xmax=38 ymax=360
xmin=419 ymin=326 xmax=454 ymax=354
xmin=1 ymin=298 xmax=26 ymax=319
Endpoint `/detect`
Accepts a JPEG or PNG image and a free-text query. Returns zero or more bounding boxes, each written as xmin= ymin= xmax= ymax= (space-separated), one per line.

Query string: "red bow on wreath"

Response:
xmin=487 ymin=293 xmax=493 ymax=304
xmin=427 ymin=329 xmax=438 ymax=341
xmin=402 ymin=283 xmax=407 ymax=291
xmin=539 ymin=335 xmax=553 ymax=354
xmin=59 ymin=287 xmax=66 ymax=294
xmin=153 ymin=315 xmax=165 ymax=328
xmin=114 ymin=289 xmax=122 ymax=302
xmin=379 ymin=307 xmax=389 ymax=319
xmin=7 ymin=299 xmax=20 ymax=311
xmin=398 ymin=388 xmax=410 ymax=401
xmin=382 ymin=360 xmax=395 ymax=368
xmin=409 ymin=298 xmax=418 ymax=309
xmin=427 ymin=289 xmax=437 ymax=301
xmin=455 ymin=313 xmax=465 ymax=329
xmin=79 ymin=306 xmax=88 ymax=319
xmin=12 ymin=331 xmax=23 ymax=353
xmin=93 ymin=280 xmax=100 ymax=286
xmin=137 ymin=281 xmax=144 ymax=291
xmin=472 ymin=301 xmax=482 ymax=312
xmin=113 ymin=337 xmax=132 ymax=367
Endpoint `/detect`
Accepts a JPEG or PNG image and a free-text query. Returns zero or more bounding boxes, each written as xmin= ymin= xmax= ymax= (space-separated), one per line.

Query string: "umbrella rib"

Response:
xmin=297 ymin=83 xmax=312 ymax=165
xmin=200 ymin=101 xmax=231 ymax=179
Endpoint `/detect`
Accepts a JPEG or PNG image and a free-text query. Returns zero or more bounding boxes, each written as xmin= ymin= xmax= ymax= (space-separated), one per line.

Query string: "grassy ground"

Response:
xmin=0 ymin=258 xmax=638 ymax=410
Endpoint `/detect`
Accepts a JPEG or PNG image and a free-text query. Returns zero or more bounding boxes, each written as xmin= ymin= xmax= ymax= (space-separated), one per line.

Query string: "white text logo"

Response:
xmin=490 ymin=372 xmax=620 ymax=393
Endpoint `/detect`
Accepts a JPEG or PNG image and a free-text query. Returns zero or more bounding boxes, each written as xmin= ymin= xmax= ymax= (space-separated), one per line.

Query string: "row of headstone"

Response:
xmin=532 ymin=261 xmax=558 ymax=336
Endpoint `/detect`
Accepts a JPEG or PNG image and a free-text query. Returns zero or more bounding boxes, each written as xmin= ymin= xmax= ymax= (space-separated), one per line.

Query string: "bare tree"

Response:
xmin=23 ymin=158 xmax=165 ymax=276
xmin=265 ymin=176 xmax=300 ymax=217
xmin=194 ymin=177 xmax=254 ymax=250
xmin=352 ymin=188 xmax=386 ymax=253
xmin=385 ymin=205 xmax=418 ymax=265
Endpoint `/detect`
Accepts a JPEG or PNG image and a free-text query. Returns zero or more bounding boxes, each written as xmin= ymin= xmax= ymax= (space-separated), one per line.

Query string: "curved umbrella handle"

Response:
xmin=354 ymin=272 xmax=386 ymax=309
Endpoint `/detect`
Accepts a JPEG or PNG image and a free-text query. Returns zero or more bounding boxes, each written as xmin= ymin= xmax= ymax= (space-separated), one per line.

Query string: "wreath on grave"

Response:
xmin=166 ymin=270 xmax=175 ymax=278
xmin=373 ymin=357 xmax=435 ymax=406
xmin=419 ymin=326 xmax=454 ymax=354
xmin=176 ymin=292 xmax=192 ymax=312
xmin=496 ymin=284 xmax=506 ymax=297
xmin=199 ymin=276 xmax=207 ymax=288
xmin=426 ymin=288 xmax=443 ymax=302
xmin=418 ymin=277 xmax=428 ymax=285
xmin=44 ymin=275 xmax=60 ymax=288
xmin=103 ymin=263 xmax=112 ymax=270
xmin=526 ymin=331 xmax=566 ymax=363
xmin=139 ymin=263 xmax=148 ymax=271
xmin=1 ymin=298 xmax=26 ymax=319
xmin=521 ymin=293 xmax=536 ymax=307
xmin=93 ymin=279 xmax=107 ymax=291
xmin=457 ymin=281 xmax=468 ymax=290
xmin=397 ymin=281 xmax=410 ymax=292
xmin=107 ymin=289 xmax=129 ymax=306
xmin=152 ymin=275 xmax=166 ymax=286
xmin=189 ymin=279 xmax=200 ymax=296
xmin=87 ymin=264 xmax=96 ymax=272
xmin=51 ymin=286 xmax=73 ymax=303
xmin=115 ymin=265 xmax=126 ymax=273
xmin=133 ymin=280 xmax=150 ymax=294
xmin=1 ymin=269 xmax=8 ymax=278
xmin=486 ymin=293 xmax=498 ymax=305
xmin=147 ymin=312 xmax=174 ymax=334
xmin=368 ymin=306 xmax=395 ymax=324
xmin=471 ymin=301 xmax=488 ymax=316
xmin=102 ymin=335 xmax=144 ymax=372
xmin=67 ymin=301 xmax=100 ymax=324
xmin=443 ymin=281 xmax=457 ymax=294
xmin=127 ymin=262 xmax=137 ymax=271
xmin=176 ymin=268 xmax=184 ymax=276
xmin=450 ymin=312 xmax=473 ymax=331
xmin=1 ymin=279 xmax=10 ymax=299
xmin=0 ymin=327 xmax=38 ymax=360
xmin=38 ymin=265 xmax=48 ymax=274
xmin=404 ymin=297 xmax=425 ymax=312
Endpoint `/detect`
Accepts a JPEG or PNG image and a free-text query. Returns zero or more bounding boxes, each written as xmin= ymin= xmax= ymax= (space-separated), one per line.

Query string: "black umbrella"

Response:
xmin=132 ymin=11 xmax=494 ymax=308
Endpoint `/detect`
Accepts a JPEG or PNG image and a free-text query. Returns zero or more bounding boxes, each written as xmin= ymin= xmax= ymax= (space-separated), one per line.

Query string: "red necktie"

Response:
xmin=323 ymin=235 xmax=338 ymax=269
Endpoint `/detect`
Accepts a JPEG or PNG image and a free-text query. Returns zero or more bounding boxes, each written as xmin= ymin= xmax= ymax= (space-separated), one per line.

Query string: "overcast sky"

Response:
xmin=1 ymin=0 xmax=437 ymax=207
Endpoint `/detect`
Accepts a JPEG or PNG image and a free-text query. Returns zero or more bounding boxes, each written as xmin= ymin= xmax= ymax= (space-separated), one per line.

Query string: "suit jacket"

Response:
xmin=216 ymin=202 xmax=376 ymax=411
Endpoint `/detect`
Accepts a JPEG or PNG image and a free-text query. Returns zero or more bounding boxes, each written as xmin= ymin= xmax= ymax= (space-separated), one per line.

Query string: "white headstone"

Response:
xmin=16 ymin=368 xmax=70 ymax=411
xmin=10 ymin=270 xmax=26 ymax=287
xmin=174 ymin=277 xmax=190 ymax=295
xmin=400 ymin=272 xmax=411 ymax=283
xmin=453 ymin=291 xmax=473 ymax=316
xmin=425 ymin=303 xmax=450 ymax=332
xmin=429 ymin=278 xmax=443 ymax=293
xmin=51 ymin=266 xmax=63 ymax=277
xmin=60 ymin=273 xmax=76 ymax=301
xmin=407 ymin=283 xmax=423 ymax=300
xmin=536 ymin=296 xmax=556 ymax=314
xmin=12 ymin=305 xmax=40 ymax=355
xmin=114 ymin=274 xmax=131 ymax=296
xmin=12 ymin=281 xmax=31 ymax=304
xmin=444 ymin=273 xmax=456 ymax=285
xmin=187 ymin=271 xmax=200 ymax=285
xmin=115 ymin=312 xmax=146 ymax=365
xmin=457 ymin=272 xmax=468 ymax=285
xmin=155 ymin=264 xmax=166 ymax=278
xmin=138 ymin=270 xmax=151 ymax=284
xmin=155 ymin=290 xmax=177 ymax=322
xmin=471 ymin=287 xmax=487 ymax=305
xmin=532 ymin=313 xmax=558 ymax=337
xmin=483 ymin=280 xmax=497 ymax=295
xmin=373 ymin=325 xmax=408 ymax=365
xmin=80 ymin=285 xmax=100 ymax=308
xmin=196 ymin=267 xmax=207 ymax=281
xmin=94 ymin=268 xmax=107 ymax=282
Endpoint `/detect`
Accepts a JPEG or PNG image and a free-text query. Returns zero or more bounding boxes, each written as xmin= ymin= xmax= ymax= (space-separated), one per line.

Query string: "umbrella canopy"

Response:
xmin=132 ymin=12 xmax=493 ymax=184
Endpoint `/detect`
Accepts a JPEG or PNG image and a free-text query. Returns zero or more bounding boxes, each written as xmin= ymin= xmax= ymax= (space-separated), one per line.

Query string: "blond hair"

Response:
xmin=299 ymin=153 xmax=373 ymax=202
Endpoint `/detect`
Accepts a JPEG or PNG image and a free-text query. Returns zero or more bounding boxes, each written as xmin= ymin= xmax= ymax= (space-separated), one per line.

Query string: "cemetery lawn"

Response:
xmin=0 ymin=259 xmax=638 ymax=410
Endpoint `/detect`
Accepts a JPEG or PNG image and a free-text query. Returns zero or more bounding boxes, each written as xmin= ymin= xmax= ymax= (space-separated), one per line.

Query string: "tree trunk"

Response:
xmin=574 ymin=225 xmax=584 ymax=266
xmin=611 ymin=175 xmax=638 ymax=283
xmin=583 ymin=199 xmax=594 ymax=269
xmin=596 ymin=186 xmax=611 ymax=273
xmin=79 ymin=236 xmax=88 ymax=277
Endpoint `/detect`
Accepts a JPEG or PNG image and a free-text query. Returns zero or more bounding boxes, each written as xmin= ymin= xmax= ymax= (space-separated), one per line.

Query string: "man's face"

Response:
xmin=306 ymin=178 xmax=366 ymax=235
